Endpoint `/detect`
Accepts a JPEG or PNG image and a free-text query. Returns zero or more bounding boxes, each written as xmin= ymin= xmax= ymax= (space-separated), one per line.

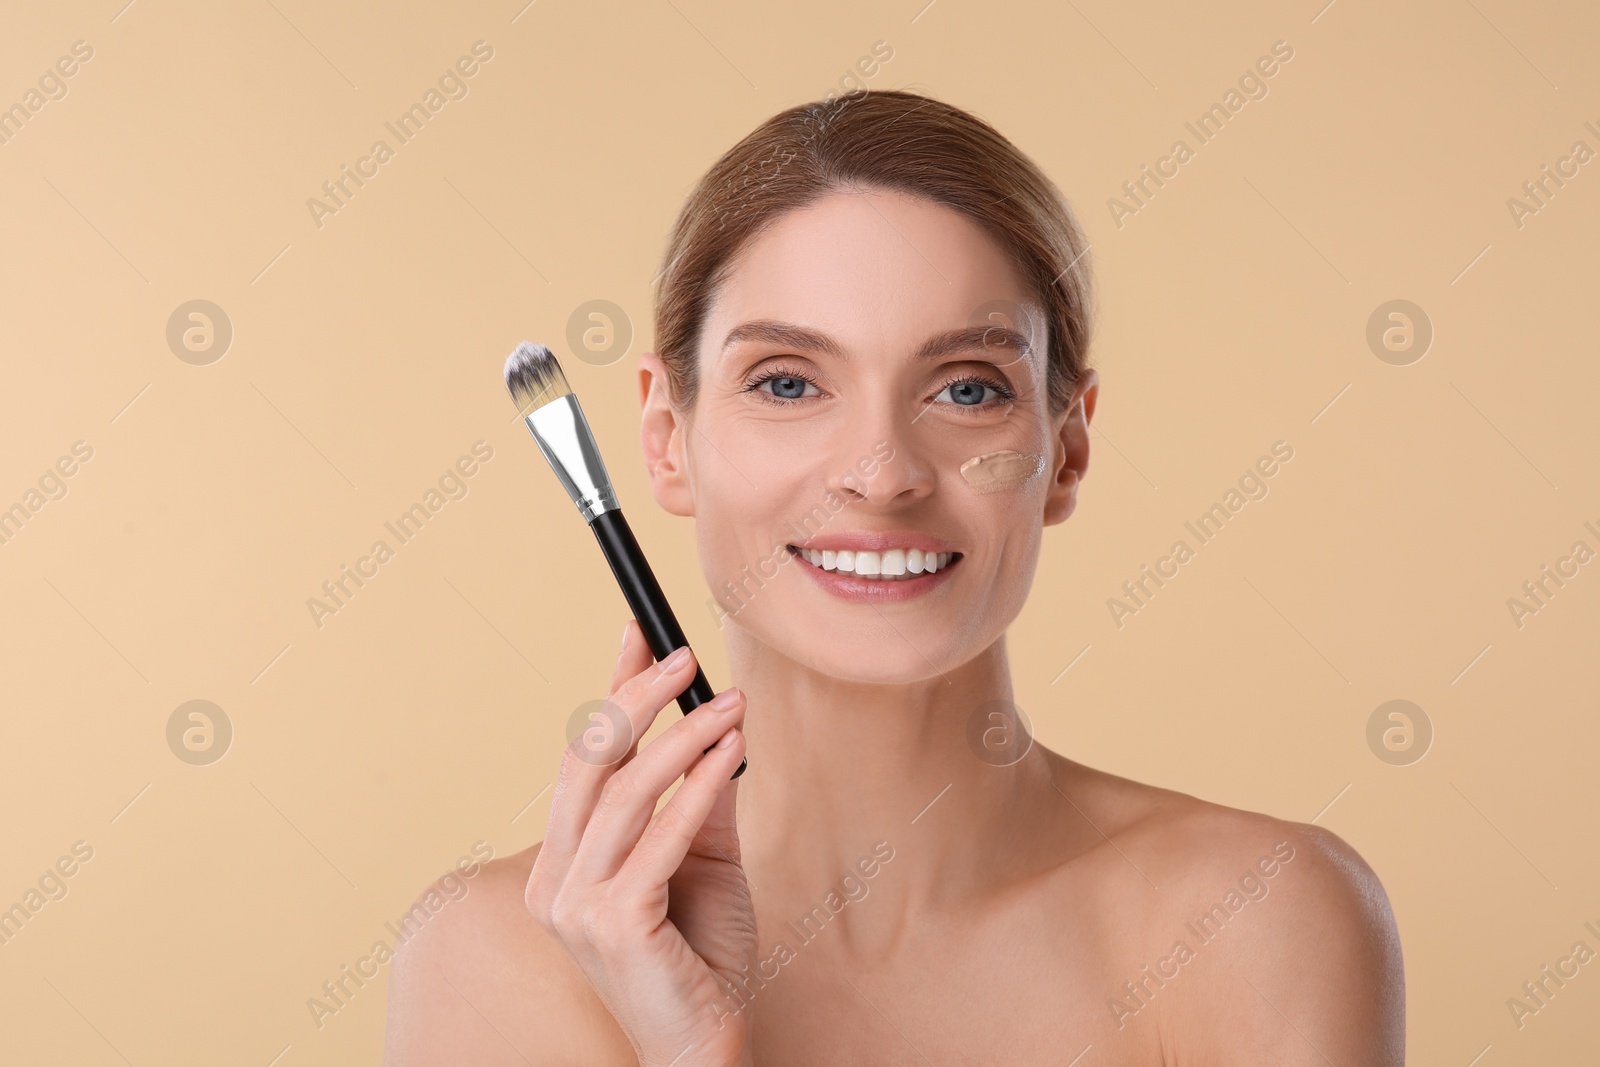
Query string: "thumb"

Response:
xmin=691 ymin=769 xmax=743 ymax=864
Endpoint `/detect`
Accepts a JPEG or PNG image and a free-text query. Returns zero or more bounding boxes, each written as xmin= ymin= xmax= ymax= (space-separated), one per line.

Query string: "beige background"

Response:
xmin=2 ymin=0 xmax=1597 ymax=1062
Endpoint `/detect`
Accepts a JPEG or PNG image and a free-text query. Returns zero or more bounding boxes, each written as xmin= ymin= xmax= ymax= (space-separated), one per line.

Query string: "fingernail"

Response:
xmin=662 ymin=645 xmax=691 ymax=671
xmin=620 ymin=621 xmax=632 ymax=649
xmin=715 ymin=726 xmax=738 ymax=749
xmin=707 ymin=687 xmax=742 ymax=712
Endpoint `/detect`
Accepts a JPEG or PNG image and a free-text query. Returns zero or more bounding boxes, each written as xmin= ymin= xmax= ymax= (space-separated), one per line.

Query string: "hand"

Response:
xmin=526 ymin=620 xmax=756 ymax=1067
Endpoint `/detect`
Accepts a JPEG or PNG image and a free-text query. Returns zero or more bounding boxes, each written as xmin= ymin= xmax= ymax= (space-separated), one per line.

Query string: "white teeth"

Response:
xmin=792 ymin=545 xmax=956 ymax=580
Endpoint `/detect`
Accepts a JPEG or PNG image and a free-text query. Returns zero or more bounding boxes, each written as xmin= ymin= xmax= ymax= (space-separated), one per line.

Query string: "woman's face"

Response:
xmin=642 ymin=187 xmax=1094 ymax=685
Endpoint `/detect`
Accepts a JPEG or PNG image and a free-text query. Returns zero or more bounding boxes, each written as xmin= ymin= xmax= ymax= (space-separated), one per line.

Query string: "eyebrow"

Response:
xmin=719 ymin=319 xmax=1035 ymax=364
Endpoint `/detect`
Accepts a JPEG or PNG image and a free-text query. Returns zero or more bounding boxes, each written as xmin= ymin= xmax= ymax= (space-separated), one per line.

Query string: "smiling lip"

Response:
xmin=788 ymin=531 xmax=959 ymax=555
xmin=785 ymin=534 xmax=962 ymax=603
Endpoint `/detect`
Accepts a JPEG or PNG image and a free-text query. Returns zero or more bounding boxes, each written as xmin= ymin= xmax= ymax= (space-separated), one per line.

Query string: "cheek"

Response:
xmin=958 ymin=449 xmax=1046 ymax=493
xmin=691 ymin=457 xmax=801 ymax=580
xmin=954 ymin=488 xmax=1043 ymax=607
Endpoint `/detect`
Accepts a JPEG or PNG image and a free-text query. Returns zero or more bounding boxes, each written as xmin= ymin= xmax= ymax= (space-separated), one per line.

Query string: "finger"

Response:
xmin=606 ymin=619 xmax=652 ymax=694
xmin=534 ymin=646 xmax=703 ymax=888
xmin=580 ymin=621 xmax=652 ymax=772
xmin=601 ymin=642 xmax=706 ymax=770
xmin=694 ymin=739 xmax=743 ymax=858
xmin=568 ymin=687 xmax=744 ymax=886
xmin=615 ymin=724 xmax=746 ymax=896
xmin=529 ymin=624 xmax=665 ymax=916
xmin=605 ymin=622 xmax=666 ymax=766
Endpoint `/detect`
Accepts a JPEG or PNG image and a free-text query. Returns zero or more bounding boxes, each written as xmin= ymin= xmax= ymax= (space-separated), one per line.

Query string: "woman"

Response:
xmin=385 ymin=89 xmax=1404 ymax=1065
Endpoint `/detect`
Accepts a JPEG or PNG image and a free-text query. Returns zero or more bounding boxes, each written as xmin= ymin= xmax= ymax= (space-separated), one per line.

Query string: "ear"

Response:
xmin=638 ymin=351 xmax=695 ymax=517
xmin=1042 ymin=367 xmax=1097 ymax=527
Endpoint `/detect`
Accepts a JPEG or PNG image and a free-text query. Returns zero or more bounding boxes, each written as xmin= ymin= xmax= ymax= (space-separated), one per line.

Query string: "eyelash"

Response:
xmin=743 ymin=364 xmax=1017 ymax=410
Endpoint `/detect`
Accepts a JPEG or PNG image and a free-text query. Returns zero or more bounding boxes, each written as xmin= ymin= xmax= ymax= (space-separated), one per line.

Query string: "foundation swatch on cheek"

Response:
xmin=959 ymin=450 xmax=1046 ymax=493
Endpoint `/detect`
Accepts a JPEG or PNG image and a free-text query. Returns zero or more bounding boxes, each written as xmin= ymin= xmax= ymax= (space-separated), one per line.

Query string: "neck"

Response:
xmin=726 ymin=626 xmax=1063 ymax=940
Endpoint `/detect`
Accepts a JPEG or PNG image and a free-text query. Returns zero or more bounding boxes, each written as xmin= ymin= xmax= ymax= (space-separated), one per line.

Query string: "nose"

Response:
xmin=823 ymin=401 xmax=935 ymax=507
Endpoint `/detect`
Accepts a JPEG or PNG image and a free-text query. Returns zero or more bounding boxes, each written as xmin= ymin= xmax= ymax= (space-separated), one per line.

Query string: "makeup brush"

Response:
xmin=503 ymin=341 xmax=745 ymax=778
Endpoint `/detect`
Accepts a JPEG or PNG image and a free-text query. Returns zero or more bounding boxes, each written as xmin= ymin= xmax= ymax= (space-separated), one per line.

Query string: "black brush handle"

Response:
xmin=589 ymin=508 xmax=746 ymax=778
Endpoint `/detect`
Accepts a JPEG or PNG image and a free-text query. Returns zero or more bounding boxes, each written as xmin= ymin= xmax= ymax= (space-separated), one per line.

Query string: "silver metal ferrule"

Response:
xmin=523 ymin=393 xmax=620 ymax=523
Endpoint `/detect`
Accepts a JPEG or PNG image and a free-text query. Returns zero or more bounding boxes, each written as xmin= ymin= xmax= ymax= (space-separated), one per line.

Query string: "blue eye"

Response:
xmin=745 ymin=368 xmax=1012 ymax=409
xmin=935 ymin=377 xmax=1013 ymax=407
xmin=940 ymin=381 xmax=989 ymax=406
xmin=761 ymin=375 xmax=815 ymax=400
xmin=748 ymin=370 xmax=822 ymax=402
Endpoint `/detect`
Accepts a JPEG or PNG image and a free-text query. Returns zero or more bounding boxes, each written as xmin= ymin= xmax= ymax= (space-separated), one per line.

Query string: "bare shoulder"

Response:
xmin=1073 ymin=767 xmax=1405 ymax=1065
xmin=382 ymin=842 xmax=633 ymax=1066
